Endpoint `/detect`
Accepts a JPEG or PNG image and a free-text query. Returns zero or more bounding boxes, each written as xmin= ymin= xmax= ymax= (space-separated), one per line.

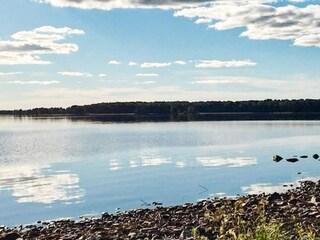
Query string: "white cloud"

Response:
xmin=0 ymin=53 xmax=51 ymax=65
xmin=35 ymin=0 xmax=209 ymax=10
xmin=132 ymin=61 xmax=187 ymax=67
xmin=6 ymin=80 xmax=59 ymax=85
xmin=108 ymin=60 xmax=121 ymax=65
xmin=0 ymin=72 xmax=22 ymax=76
xmin=135 ymin=73 xmax=159 ymax=77
xmin=32 ymin=1 xmax=320 ymax=48
xmin=174 ymin=3 xmax=320 ymax=47
xmin=141 ymin=62 xmax=172 ymax=68
xmin=195 ymin=18 xmax=212 ymax=24
xmin=99 ymin=73 xmax=107 ymax=77
xmin=189 ymin=75 xmax=285 ymax=87
xmin=195 ymin=59 xmax=257 ymax=68
xmin=174 ymin=61 xmax=187 ymax=65
xmin=128 ymin=61 xmax=138 ymax=66
xmin=134 ymin=80 xmax=156 ymax=84
xmin=33 ymin=25 xmax=85 ymax=35
xmin=130 ymin=59 xmax=255 ymax=69
xmin=58 ymin=71 xmax=93 ymax=77
xmin=190 ymin=79 xmax=248 ymax=84
xmin=0 ymin=26 xmax=84 ymax=65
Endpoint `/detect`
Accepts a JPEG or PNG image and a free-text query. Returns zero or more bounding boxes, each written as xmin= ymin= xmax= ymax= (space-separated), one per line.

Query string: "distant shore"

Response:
xmin=3 ymin=112 xmax=320 ymax=123
xmin=1 ymin=180 xmax=319 ymax=240
xmin=3 ymin=99 xmax=320 ymax=122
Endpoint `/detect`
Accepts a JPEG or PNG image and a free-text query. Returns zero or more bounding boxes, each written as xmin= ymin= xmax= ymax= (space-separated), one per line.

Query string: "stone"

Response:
xmin=300 ymin=155 xmax=308 ymax=158
xmin=128 ymin=232 xmax=137 ymax=239
xmin=268 ymin=192 xmax=281 ymax=202
xmin=0 ymin=232 xmax=21 ymax=240
xmin=101 ymin=212 xmax=110 ymax=218
xmin=152 ymin=202 xmax=163 ymax=206
xmin=286 ymin=158 xmax=299 ymax=163
xmin=179 ymin=228 xmax=193 ymax=239
xmin=273 ymin=155 xmax=283 ymax=162
xmin=310 ymin=196 xmax=320 ymax=206
xmin=313 ymin=154 xmax=319 ymax=159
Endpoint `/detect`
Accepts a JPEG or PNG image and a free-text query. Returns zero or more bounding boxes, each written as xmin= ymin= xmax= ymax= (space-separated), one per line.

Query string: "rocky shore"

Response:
xmin=1 ymin=180 xmax=320 ymax=240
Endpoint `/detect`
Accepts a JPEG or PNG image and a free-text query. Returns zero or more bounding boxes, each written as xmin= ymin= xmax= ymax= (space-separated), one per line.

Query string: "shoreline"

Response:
xmin=1 ymin=180 xmax=319 ymax=240
xmin=4 ymin=112 xmax=320 ymax=123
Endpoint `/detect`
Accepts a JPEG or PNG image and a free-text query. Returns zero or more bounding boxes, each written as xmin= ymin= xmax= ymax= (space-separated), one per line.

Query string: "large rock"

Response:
xmin=273 ymin=155 xmax=283 ymax=162
xmin=313 ymin=154 xmax=319 ymax=159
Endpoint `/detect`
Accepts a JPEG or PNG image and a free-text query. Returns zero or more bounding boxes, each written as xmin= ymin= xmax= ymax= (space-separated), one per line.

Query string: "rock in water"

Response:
xmin=313 ymin=154 xmax=319 ymax=159
xmin=152 ymin=202 xmax=163 ymax=206
xmin=300 ymin=155 xmax=308 ymax=158
xmin=273 ymin=155 xmax=283 ymax=162
xmin=286 ymin=158 xmax=299 ymax=163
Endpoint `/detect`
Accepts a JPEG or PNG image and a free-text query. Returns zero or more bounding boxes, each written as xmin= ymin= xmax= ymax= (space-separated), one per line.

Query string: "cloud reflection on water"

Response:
xmin=110 ymin=155 xmax=172 ymax=170
xmin=242 ymin=177 xmax=320 ymax=195
xmin=141 ymin=156 xmax=171 ymax=167
xmin=0 ymin=165 xmax=84 ymax=204
xmin=197 ymin=157 xmax=257 ymax=168
xmin=176 ymin=161 xmax=186 ymax=168
xmin=109 ymin=154 xmax=256 ymax=171
xmin=109 ymin=159 xmax=121 ymax=171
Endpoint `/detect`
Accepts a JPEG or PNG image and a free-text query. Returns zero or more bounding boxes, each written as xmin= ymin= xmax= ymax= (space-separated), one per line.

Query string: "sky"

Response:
xmin=0 ymin=0 xmax=320 ymax=110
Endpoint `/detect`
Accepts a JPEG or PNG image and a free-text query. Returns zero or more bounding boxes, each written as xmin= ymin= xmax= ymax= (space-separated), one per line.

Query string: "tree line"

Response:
xmin=2 ymin=99 xmax=320 ymax=121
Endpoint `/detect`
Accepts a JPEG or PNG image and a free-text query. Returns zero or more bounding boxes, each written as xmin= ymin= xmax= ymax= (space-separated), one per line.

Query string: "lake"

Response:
xmin=1 ymin=116 xmax=320 ymax=226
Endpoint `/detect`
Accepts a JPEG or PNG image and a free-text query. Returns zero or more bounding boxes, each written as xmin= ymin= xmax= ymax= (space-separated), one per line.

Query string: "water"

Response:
xmin=1 ymin=116 xmax=320 ymax=226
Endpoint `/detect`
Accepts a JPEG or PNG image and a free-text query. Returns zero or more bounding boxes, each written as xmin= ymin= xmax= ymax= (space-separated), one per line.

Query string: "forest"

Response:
xmin=2 ymin=99 xmax=320 ymax=121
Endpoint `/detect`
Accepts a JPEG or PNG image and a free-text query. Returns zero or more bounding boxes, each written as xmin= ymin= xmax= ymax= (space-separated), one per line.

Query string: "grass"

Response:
xmin=192 ymin=197 xmax=320 ymax=240
xmin=193 ymin=222 xmax=320 ymax=240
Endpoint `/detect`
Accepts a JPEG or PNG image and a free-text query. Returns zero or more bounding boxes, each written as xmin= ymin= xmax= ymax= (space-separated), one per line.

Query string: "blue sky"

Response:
xmin=0 ymin=0 xmax=320 ymax=109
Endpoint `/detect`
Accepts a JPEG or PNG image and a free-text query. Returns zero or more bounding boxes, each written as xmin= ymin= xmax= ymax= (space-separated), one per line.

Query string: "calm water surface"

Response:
xmin=1 ymin=116 xmax=320 ymax=226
